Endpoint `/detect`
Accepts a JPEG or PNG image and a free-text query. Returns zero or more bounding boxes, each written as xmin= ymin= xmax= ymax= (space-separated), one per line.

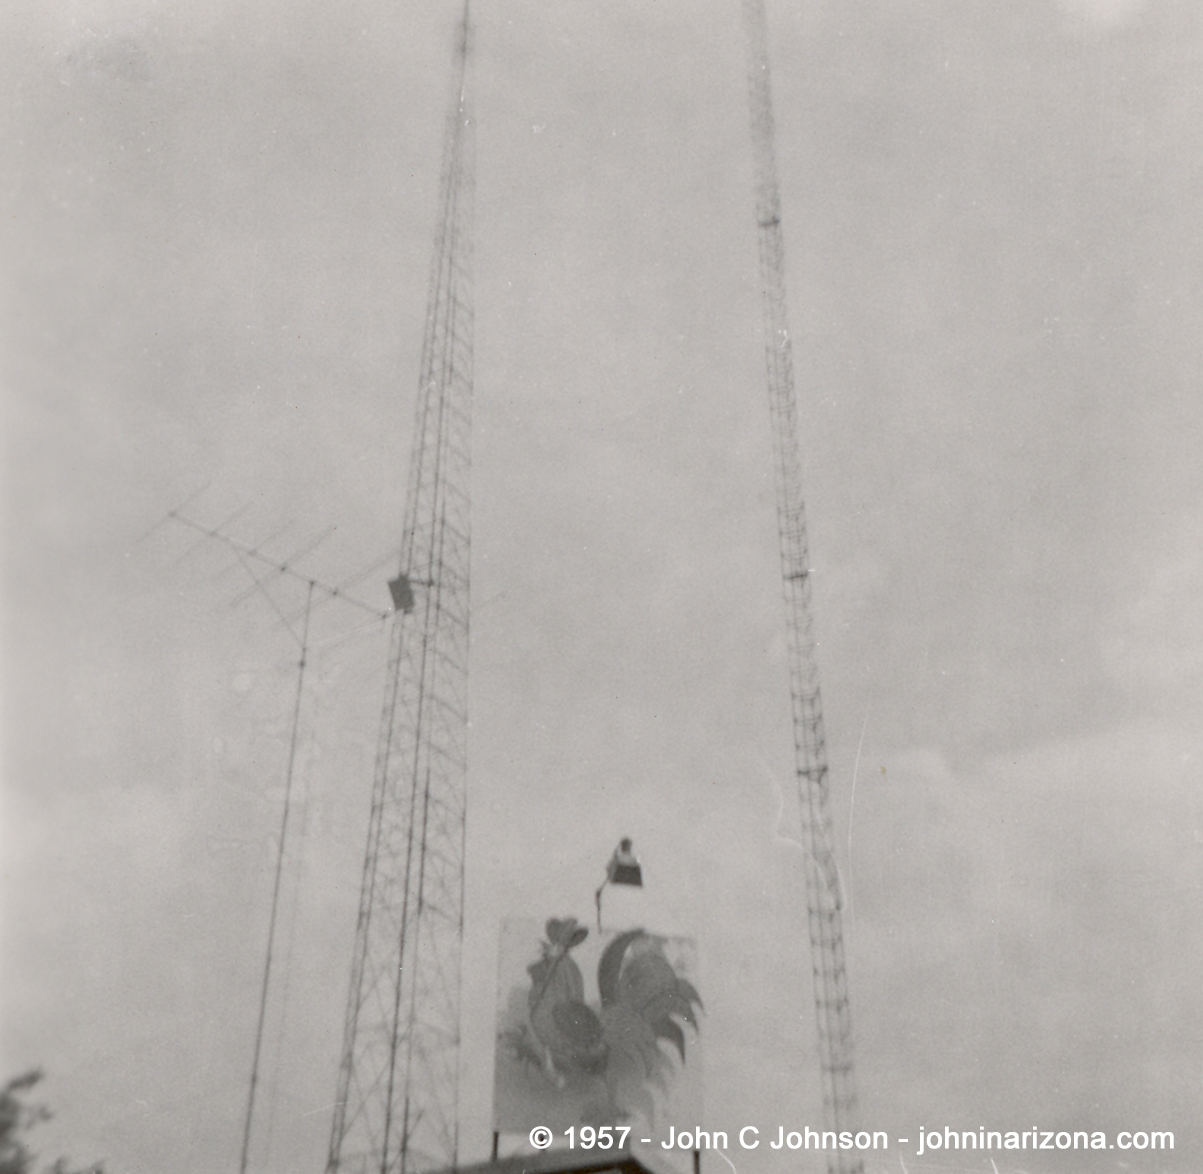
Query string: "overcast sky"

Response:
xmin=2 ymin=1 xmax=1201 ymax=1173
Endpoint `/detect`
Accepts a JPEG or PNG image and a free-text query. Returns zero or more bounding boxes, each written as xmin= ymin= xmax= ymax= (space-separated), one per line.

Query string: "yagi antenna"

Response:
xmin=166 ymin=510 xmax=391 ymax=625
xmin=209 ymin=521 xmax=296 ymax=584
xmin=157 ymin=503 xmax=395 ymax=1174
xmin=227 ymin=526 xmax=337 ymax=611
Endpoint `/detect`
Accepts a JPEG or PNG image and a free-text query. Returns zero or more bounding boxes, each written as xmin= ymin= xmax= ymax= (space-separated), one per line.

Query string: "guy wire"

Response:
xmin=238 ymin=579 xmax=315 ymax=1174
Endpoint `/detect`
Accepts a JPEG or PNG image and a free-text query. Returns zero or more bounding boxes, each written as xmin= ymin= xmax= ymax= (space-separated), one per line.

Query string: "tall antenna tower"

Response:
xmin=326 ymin=5 xmax=474 ymax=1172
xmin=740 ymin=2 xmax=862 ymax=1171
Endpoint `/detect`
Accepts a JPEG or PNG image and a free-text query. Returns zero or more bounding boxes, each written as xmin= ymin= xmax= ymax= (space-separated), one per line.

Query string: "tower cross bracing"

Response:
xmin=326 ymin=7 xmax=475 ymax=1174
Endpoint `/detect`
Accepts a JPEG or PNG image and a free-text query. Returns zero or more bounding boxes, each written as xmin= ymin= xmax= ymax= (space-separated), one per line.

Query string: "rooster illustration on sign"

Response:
xmin=502 ymin=917 xmax=702 ymax=1126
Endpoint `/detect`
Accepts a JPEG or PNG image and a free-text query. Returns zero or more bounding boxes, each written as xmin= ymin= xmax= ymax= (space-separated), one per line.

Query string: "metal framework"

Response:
xmin=740 ymin=2 xmax=861 ymax=1170
xmin=326 ymin=7 xmax=475 ymax=1173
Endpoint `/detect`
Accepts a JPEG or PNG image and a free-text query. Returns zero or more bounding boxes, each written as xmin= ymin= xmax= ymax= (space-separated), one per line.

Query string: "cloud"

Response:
xmin=1103 ymin=508 xmax=1203 ymax=701
xmin=58 ymin=28 xmax=151 ymax=84
xmin=847 ymin=722 xmax=1202 ymax=1154
xmin=1055 ymin=0 xmax=1146 ymax=29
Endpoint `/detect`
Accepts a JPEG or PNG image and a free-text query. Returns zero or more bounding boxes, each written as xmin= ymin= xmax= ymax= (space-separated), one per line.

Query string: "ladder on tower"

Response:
xmin=740 ymin=2 xmax=863 ymax=1171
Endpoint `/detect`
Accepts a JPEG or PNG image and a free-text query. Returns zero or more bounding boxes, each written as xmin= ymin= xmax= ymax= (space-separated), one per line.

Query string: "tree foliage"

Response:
xmin=0 ymin=1072 xmax=105 ymax=1174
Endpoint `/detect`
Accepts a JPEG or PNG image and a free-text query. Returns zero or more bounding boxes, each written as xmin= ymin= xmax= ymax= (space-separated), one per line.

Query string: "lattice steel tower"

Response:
xmin=741 ymin=2 xmax=862 ymax=1171
xmin=326 ymin=6 xmax=474 ymax=1173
